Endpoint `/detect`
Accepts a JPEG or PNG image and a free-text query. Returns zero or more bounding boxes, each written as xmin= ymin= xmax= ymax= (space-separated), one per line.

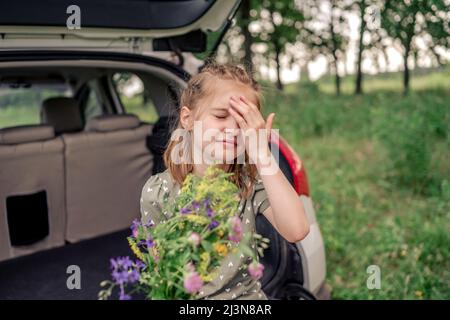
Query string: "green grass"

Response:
xmin=262 ymin=67 xmax=450 ymax=299
xmin=119 ymin=95 xmax=159 ymax=124
xmin=0 ymin=104 xmax=40 ymax=128
xmin=0 ymin=92 xmax=159 ymax=128
xmin=316 ymin=67 xmax=450 ymax=95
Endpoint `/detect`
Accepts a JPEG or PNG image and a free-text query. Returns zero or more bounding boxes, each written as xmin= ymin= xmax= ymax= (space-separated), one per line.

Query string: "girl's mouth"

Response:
xmin=220 ymin=139 xmax=237 ymax=147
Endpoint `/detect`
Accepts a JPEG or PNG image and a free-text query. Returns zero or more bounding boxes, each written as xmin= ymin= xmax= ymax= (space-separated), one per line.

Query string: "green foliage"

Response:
xmin=262 ymin=70 xmax=450 ymax=299
xmin=372 ymin=103 xmax=431 ymax=193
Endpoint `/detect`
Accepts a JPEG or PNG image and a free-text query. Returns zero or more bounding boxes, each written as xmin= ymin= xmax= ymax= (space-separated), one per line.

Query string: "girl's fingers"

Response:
xmin=239 ymin=95 xmax=259 ymax=112
xmin=229 ymin=97 xmax=249 ymax=117
xmin=228 ymin=105 xmax=248 ymax=129
xmin=230 ymin=97 xmax=259 ymax=126
xmin=266 ymin=113 xmax=275 ymax=140
xmin=237 ymin=96 xmax=266 ymax=128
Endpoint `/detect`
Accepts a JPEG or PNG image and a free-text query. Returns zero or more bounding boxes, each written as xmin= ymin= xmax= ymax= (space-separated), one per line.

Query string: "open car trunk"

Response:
xmin=0 ymin=0 xmax=240 ymax=54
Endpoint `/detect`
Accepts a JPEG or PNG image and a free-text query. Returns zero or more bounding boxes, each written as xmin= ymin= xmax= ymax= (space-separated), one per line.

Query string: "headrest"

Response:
xmin=85 ymin=114 xmax=140 ymax=132
xmin=41 ymin=97 xmax=83 ymax=134
xmin=0 ymin=125 xmax=55 ymax=145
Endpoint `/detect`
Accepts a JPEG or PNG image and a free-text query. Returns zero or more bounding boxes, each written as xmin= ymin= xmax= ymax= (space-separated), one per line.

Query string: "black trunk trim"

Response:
xmin=0 ymin=50 xmax=191 ymax=82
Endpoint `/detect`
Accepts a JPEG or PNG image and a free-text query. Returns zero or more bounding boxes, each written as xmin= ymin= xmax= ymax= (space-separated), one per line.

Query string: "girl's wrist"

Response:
xmin=254 ymin=149 xmax=279 ymax=176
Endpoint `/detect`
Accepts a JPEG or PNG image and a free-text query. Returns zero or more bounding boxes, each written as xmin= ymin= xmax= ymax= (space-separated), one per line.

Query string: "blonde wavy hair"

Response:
xmin=163 ymin=61 xmax=263 ymax=199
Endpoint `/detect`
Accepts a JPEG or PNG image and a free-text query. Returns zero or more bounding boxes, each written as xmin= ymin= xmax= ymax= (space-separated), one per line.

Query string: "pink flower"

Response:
xmin=188 ymin=232 xmax=201 ymax=246
xmin=228 ymin=216 xmax=243 ymax=243
xmin=248 ymin=262 xmax=264 ymax=280
xmin=183 ymin=271 xmax=203 ymax=294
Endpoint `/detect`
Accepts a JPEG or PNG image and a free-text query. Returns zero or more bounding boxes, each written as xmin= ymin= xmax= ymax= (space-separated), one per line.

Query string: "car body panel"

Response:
xmin=0 ymin=0 xmax=240 ymax=54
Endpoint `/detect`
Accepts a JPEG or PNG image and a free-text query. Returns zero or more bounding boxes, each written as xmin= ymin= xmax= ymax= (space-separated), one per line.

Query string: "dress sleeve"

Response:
xmin=252 ymin=178 xmax=271 ymax=215
xmin=140 ymin=174 xmax=166 ymax=226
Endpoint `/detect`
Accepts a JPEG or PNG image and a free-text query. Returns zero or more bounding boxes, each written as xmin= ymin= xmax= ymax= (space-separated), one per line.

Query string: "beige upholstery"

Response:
xmin=0 ymin=125 xmax=66 ymax=262
xmin=85 ymin=114 xmax=140 ymax=132
xmin=41 ymin=97 xmax=83 ymax=134
xmin=64 ymin=114 xmax=154 ymax=242
xmin=0 ymin=125 xmax=55 ymax=144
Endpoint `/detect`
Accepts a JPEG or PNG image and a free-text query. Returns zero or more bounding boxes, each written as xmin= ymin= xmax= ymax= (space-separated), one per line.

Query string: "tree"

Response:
xmin=302 ymin=0 xmax=350 ymax=95
xmin=250 ymin=0 xmax=304 ymax=90
xmin=381 ymin=0 xmax=449 ymax=95
xmin=354 ymin=1 xmax=367 ymax=94
xmin=420 ymin=1 xmax=450 ymax=67
xmin=353 ymin=0 xmax=385 ymax=95
xmin=239 ymin=0 xmax=254 ymax=73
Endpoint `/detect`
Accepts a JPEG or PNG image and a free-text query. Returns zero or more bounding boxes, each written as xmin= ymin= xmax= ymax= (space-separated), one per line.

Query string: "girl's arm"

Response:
xmin=256 ymin=152 xmax=310 ymax=243
xmin=228 ymin=95 xmax=310 ymax=243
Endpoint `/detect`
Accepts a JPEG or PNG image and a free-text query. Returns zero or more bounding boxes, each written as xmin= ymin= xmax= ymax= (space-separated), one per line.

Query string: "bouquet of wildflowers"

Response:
xmin=98 ymin=166 xmax=269 ymax=300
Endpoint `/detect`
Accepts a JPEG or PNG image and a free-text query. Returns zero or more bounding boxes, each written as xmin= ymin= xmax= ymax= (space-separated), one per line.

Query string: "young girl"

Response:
xmin=140 ymin=62 xmax=310 ymax=300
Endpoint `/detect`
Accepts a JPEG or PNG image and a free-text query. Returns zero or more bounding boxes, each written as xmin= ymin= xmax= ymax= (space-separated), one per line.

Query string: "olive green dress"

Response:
xmin=139 ymin=169 xmax=271 ymax=300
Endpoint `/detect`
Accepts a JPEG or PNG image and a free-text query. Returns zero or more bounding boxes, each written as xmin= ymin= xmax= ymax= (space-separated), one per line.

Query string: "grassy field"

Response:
xmin=262 ymin=68 xmax=450 ymax=299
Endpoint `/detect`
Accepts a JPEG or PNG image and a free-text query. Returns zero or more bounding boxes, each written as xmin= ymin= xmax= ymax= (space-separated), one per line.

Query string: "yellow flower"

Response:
xmin=214 ymin=243 xmax=228 ymax=257
xmin=184 ymin=214 xmax=210 ymax=225
xmin=128 ymin=237 xmax=145 ymax=261
xmin=200 ymin=271 xmax=218 ymax=282
xmin=199 ymin=252 xmax=211 ymax=276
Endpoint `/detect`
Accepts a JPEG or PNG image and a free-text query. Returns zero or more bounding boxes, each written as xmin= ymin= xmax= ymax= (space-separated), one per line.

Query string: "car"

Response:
xmin=0 ymin=0 xmax=329 ymax=300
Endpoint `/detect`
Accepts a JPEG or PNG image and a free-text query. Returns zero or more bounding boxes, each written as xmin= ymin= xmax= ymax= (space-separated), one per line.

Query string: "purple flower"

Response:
xmin=183 ymin=271 xmax=203 ymax=294
xmin=110 ymin=256 xmax=141 ymax=286
xmin=137 ymin=235 xmax=154 ymax=249
xmin=145 ymin=237 xmax=154 ymax=248
xmin=128 ymin=269 xmax=140 ymax=283
xmin=130 ymin=219 xmax=140 ymax=238
xmin=208 ymin=220 xmax=219 ymax=230
xmin=206 ymin=206 xmax=215 ymax=218
xmin=203 ymin=198 xmax=211 ymax=207
xmin=135 ymin=260 xmax=145 ymax=270
xmin=192 ymin=201 xmax=201 ymax=211
xmin=248 ymin=262 xmax=265 ymax=280
xmin=119 ymin=293 xmax=132 ymax=300
xmin=228 ymin=216 xmax=243 ymax=243
xmin=180 ymin=206 xmax=191 ymax=214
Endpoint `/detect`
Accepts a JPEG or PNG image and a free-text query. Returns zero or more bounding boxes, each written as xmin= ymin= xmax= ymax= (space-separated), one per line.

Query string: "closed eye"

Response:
xmin=215 ymin=114 xmax=228 ymax=119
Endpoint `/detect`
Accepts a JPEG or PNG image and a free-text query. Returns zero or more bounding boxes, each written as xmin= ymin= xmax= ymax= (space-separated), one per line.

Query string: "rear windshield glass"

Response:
xmin=0 ymin=84 xmax=72 ymax=129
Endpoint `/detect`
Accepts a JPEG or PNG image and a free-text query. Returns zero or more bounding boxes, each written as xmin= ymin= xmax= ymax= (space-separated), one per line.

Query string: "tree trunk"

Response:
xmin=334 ymin=57 xmax=341 ymax=96
xmin=355 ymin=1 xmax=366 ymax=95
xmin=431 ymin=45 xmax=443 ymax=67
xmin=330 ymin=41 xmax=340 ymax=95
xmin=275 ymin=45 xmax=283 ymax=91
xmin=329 ymin=3 xmax=340 ymax=96
xmin=403 ymin=46 xmax=410 ymax=95
xmin=240 ymin=0 xmax=253 ymax=73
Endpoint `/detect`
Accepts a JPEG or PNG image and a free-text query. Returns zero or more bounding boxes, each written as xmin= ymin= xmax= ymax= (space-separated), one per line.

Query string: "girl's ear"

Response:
xmin=180 ymin=106 xmax=193 ymax=130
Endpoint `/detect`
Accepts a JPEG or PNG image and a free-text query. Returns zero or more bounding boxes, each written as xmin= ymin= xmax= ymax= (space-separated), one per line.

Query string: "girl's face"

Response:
xmin=186 ymin=79 xmax=258 ymax=165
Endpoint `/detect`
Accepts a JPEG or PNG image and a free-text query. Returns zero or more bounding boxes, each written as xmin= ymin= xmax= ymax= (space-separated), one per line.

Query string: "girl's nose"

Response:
xmin=225 ymin=113 xmax=239 ymax=130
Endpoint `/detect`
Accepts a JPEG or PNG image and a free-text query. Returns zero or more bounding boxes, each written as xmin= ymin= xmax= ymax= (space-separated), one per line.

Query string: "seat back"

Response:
xmin=0 ymin=125 xmax=66 ymax=262
xmin=63 ymin=114 xmax=153 ymax=242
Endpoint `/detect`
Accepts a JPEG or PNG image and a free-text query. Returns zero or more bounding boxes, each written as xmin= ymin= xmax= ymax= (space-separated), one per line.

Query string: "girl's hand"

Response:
xmin=228 ymin=95 xmax=275 ymax=166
